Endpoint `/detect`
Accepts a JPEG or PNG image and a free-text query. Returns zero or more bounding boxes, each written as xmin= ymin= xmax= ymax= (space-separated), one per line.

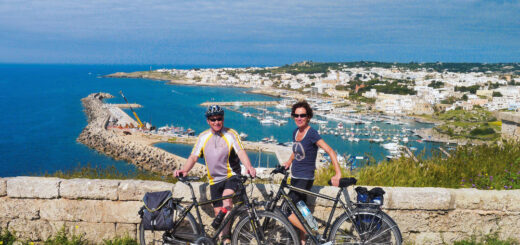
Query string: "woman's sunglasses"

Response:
xmin=292 ymin=113 xmax=308 ymax=118
xmin=208 ymin=117 xmax=223 ymax=122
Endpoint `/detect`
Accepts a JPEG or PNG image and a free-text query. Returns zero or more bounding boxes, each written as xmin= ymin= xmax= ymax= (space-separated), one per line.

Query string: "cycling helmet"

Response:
xmin=205 ymin=105 xmax=224 ymax=118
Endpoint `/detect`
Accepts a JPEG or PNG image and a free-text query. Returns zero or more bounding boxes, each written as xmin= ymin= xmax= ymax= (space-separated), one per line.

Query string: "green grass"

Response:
xmin=0 ymin=227 xmax=138 ymax=245
xmin=0 ymin=229 xmax=16 ymax=245
xmin=353 ymin=140 xmax=520 ymax=190
xmin=40 ymin=164 xmax=178 ymax=183
xmin=453 ymin=233 xmax=519 ymax=245
xmin=313 ymin=140 xmax=520 ymax=190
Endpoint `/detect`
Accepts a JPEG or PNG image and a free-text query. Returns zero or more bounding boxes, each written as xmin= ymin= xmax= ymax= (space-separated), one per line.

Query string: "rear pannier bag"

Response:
xmin=140 ymin=191 xmax=175 ymax=231
xmin=355 ymin=187 xmax=385 ymax=208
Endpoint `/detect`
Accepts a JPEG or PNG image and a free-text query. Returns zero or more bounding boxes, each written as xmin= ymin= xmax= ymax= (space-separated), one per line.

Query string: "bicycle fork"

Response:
xmin=247 ymin=207 xmax=267 ymax=245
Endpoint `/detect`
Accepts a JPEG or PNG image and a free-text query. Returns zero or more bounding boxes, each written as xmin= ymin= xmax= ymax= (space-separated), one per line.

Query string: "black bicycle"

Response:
xmin=139 ymin=175 xmax=299 ymax=245
xmin=265 ymin=165 xmax=402 ymax=245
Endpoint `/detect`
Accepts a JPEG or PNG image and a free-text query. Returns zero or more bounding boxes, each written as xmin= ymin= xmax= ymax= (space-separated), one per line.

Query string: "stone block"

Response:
xmin=386 ymin=187 xmax=452 ymax=210
xmin=65 ymin=221 xmax=116 ymax=244
xmin=451 ymin=189 xmax=518 ymax=211
xmin=0 ymin=197 xmax=40 ymax=219
xmin=414 ymin=232 xmax=443 ymax=244
xmin=118 ymin=180 xmax=174 ymax=201
xmin=0 ymin=218 xmax=9 ymax=230
xmin=0 ymin=178 xmax=6 ymax=196
xmin=116 ymin=223 xmax=137 ymax=239
xmin=39 ymin=199 xmax=141 ymax=223
xmin=497 ymin=214 xmax=520 ymax=241
xmin=8 ymin=219 xmax=64 ymax=241
xmin=60 ymin=178 xmax=119 ymax=200
xmin=175 ymin=181 xmax=210 ymax=204
xmin=7 ymin=177 xmax=60 ymax=199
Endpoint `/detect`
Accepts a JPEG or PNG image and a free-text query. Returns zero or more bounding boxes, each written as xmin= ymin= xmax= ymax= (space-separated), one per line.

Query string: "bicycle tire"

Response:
xmin=232 ymin=210 xmax=300 ymax=245
xmin=139 ymin=204 xmax=200 ymax=245
xmin=328 ymin=208 xmax=402 ymax=245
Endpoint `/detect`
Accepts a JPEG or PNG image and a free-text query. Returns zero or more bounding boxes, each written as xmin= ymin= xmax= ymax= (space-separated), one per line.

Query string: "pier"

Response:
xmin=200 ymin=101 xmax=279 ymax=107
xmin=112 ymin=103 xmax=142 ymax=109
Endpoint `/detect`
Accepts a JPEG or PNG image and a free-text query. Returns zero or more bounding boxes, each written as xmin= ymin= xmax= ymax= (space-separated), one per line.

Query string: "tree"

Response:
xmin=492 ymin=91 xmax=503 ymax=97
xmin=462 ymin=94 xmax=468 ymax=101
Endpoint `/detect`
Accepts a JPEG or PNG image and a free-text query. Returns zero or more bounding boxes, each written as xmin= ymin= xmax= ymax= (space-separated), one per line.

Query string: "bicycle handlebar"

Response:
xmin=271 ymin=165 xmax=287 ymax=175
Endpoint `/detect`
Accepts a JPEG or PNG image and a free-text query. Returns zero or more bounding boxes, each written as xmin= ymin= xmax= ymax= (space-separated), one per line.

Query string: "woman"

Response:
xmin=283 ymin=100 xmax=342 ymax=244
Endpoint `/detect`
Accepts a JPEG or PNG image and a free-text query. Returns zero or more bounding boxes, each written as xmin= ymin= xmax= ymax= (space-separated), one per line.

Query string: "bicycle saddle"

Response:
xmin=328 ymin=177 xmax=357 ymax=187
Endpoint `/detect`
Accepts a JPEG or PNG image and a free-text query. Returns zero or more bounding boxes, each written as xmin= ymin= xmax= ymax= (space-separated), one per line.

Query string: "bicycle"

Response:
xmin=264 ymin=165 xmax=402 ymax=245
xmin=139 ymin=175 xmax=299 ymax=245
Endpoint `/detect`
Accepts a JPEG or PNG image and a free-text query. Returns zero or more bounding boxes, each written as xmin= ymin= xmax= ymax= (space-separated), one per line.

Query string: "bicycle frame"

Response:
xmin=266 ymin=172 xmax=361 ymax=244
xmin=171 ymin=177 xmax=265 ymax=243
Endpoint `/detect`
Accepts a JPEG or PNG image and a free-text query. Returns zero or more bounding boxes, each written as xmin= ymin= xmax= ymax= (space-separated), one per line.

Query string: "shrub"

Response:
xmin=0 ymin=229 xmax=16 ymax=245
xmin=349 ymin=140 xmax=520 ymax=190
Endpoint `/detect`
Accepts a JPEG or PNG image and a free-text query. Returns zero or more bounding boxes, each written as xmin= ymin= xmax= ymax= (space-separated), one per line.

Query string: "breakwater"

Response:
xmin=76 ymin=92 xmax=205 ymax=176
xmin=1 ymin=177 xmax=519 ymax=244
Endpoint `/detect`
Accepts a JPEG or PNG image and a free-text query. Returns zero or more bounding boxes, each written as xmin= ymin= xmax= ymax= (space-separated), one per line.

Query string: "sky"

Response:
xmin=0 ymin=0 xmax=519 ymax=65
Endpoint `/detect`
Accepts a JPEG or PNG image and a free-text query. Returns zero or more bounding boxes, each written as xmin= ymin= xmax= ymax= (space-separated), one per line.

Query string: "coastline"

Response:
xmin=107 ymin=70 xmax=481 ymax=146
xmin=76 ymin=92 xmax=206 ymax=177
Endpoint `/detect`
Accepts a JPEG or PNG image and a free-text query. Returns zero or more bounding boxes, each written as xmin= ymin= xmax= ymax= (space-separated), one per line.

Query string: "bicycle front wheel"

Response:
xmin=139 ymin=204 xmax=199 ymax=245
xmin=232 ymin=210 xmax=299 ymax=245
xmin=328 ymin=209 xmax=402 ymax=245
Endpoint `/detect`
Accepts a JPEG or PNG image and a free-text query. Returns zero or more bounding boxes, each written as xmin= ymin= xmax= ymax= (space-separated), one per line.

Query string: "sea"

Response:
xmin=0 ymin=64 xmax=442 ymax=177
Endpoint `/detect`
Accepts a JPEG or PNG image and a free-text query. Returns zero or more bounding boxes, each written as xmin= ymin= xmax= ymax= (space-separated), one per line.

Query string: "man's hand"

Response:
xmin=283 ymin=161 xmax=291 ymax=170
xmin=331 ymin=174 xmax=341 ymax=187
xmin=174 ymin=169 xmax=187 ymax=177
xmin=247 ymin=167 xmax=257 ymax=178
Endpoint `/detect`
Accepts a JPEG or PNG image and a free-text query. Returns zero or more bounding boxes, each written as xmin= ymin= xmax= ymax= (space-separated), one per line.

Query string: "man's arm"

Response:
xmin=175 ymin=154 xmax=199 ymax=177
xmin=237 ymin=149 xmax=256 ymax=178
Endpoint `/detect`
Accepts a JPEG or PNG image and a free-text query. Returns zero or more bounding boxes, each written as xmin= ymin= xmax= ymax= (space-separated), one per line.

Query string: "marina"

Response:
xmin=104 ymin=94 xmax=446 ymax=170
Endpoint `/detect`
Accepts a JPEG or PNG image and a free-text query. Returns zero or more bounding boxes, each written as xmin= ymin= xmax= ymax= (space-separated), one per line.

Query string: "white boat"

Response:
xmin=274 ymin=120 xmax=288 ymax=126
xmin=276 ymin=103 xmax=286 ymax=109
xmin=260 ymin=116 xmax=275 ymax=124
xmin=402 ymin=137 xmax=409 ymax=143
xmin=243 ymin=112 xmax=252 ymax=117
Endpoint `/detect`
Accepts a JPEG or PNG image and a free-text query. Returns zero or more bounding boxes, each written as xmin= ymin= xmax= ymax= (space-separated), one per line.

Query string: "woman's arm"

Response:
xmin=283 ymin=153 xmax=295 ymax=169
xmin=316 ymin=139 xmax=342 ymax=186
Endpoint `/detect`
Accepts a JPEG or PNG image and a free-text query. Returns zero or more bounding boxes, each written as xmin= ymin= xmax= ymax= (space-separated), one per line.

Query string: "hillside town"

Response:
xmin=156 ymin=62 xmax=520 ymax=116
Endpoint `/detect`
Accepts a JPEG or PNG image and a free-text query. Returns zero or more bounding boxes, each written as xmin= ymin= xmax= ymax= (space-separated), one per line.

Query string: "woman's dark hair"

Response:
xmin=291 ymin=100 xmax=313 ymax=119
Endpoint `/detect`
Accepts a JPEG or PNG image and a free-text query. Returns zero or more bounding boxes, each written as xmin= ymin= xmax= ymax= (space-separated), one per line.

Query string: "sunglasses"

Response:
xmin=292 ymin=113 xmax=308 ymax=118
xmin=208 ymin=117 xmax=223 ymax=122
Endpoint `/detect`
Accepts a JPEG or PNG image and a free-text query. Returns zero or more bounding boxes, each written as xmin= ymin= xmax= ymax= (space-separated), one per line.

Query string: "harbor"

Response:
xmin=99 ymin=94 xmax=446 ymax=172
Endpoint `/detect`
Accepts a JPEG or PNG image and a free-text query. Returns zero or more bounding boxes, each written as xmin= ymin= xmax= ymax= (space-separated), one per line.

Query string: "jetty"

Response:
xmin=110 ymin=103 xmax=142 ymax=109
xmin=200 ymin=101 xmax=279 ymax=107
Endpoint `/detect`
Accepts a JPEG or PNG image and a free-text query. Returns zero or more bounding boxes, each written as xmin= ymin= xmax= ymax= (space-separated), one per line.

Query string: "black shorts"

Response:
xmin=210 ymin=176 xmax=239 ymax=207
xmin=286 ymin=178 xmax=314 ymax=215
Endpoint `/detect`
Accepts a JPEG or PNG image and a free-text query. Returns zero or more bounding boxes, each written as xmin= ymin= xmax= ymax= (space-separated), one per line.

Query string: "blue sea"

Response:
xmin=0 ymin=64 xmax=441 ymax=177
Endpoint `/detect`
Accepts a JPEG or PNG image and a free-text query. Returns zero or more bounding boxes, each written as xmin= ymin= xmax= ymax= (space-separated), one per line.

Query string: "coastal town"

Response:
xmin=108 ymin=62 xmax=520 ymax=142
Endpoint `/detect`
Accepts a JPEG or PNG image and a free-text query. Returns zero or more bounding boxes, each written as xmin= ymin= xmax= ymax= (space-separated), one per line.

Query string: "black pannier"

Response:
xmin=139 ymin=191 xmax=175 ymax=231
xmin=355 ymin=187 xmax=385 ymax=208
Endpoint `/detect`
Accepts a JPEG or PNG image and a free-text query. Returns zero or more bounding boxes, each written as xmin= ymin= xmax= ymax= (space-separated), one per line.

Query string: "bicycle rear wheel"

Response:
xmin=139 ymin=204 xmax=199 ymax=245
xmin=328 ymin=209 xmax=402 ymax=245
xmin=232 ymin=210 xmax=299 ymax=245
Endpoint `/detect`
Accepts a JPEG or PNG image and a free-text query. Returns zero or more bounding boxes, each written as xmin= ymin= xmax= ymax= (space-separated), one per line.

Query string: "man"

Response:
xmin=175 ymin=105 xmax=256 ymax=244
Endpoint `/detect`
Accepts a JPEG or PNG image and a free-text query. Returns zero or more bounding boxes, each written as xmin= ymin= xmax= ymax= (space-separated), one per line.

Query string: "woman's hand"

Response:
xmin=331 ymin=174 xmax=341 ymax=187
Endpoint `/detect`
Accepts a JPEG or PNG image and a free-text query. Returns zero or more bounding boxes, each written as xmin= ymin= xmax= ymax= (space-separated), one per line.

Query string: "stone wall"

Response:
xmin=76 ymin=92 xmax=205 ymax=176
xmin=499 ymin=112 xmax=520 ymax=140
xmin=2 ymin=177 xmax=519 ymax=244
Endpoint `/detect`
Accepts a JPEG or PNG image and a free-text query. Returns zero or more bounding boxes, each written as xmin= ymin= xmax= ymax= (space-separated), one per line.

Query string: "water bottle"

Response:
xmin=296 ymin=201 xmax=318 ymax=231
xmin=211 ymin=207 xmax=228 ymax=229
